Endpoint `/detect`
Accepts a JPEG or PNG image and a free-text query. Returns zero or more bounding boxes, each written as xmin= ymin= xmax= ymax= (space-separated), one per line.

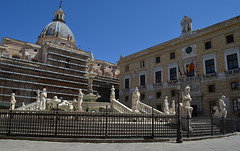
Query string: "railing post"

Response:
xmin=105 ymin=105 xmax=108 ymax=138
xmin=152 ymin=107 xmax=154 ymax=139
xmin=187 ymin=115 xmax=190 ymax=138
xmin=8 ymin=109 xmax=13 ymax=136
xmin=211 ymin=115 xmax=214 ymax=136
xmin=222 ymin=116 xmax=225 ymax=135
xmin=55 ymin=104 xmax=59 ymax=137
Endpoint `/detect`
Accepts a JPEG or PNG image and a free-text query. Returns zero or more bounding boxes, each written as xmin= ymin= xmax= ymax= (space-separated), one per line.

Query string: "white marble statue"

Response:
xmin=181 ymin=86 xmax=193 ymax=118
xmin=22 ymin=102 xmax=25 ymax=107
xmin=164 ymin=96 xmax=170 ymax=114
xmin=36 ymin=89 xmax=40 ymax=102
xmin=132 ymin=87 xmax=140 ymax=112
xmin=10 ymin=93 xmax=16 ymax=110
xmin=219 ymin=95 xmax=227 ymax=118
xmin=170 ymin=100 xmax=176 ymax=115
xmin=78 ymin=89 xmax=83 ymax=111
xmin=40 ymin=88 xmax=47 ymax=110
xmin=89 ymin=51 xmax=94 ymax=61
xmin=110 ymin=85 xmax=116 ymax=102
xmin=58 ymin=100 xmax=73 ymax=111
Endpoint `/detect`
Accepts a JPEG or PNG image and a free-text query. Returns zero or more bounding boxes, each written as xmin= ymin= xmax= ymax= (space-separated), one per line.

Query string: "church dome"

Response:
xmin=37 ymin=4 xmax=77 ymax=48
xmin=40 ymin=21 xmax=76 ymax=43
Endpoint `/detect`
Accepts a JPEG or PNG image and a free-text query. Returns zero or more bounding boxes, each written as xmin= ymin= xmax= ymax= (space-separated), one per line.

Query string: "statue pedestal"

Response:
xmin=83 ymin=94 xmax=101 ymax=102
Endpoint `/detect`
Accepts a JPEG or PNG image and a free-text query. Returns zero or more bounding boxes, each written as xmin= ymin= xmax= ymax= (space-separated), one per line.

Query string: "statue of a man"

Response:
xmin=40 ymin=88 xmax=47 ymax=110
xmin=182 ymin=86 xmax=193 ymax=117
xmin=10 ymin=93 xmax=16 ymax=110
xmin=164 ymin=96 xmax=169 ymax=114
xmin=132 ymin=87 xmax=140 ymax=112
xmin=219 ymin=95 xmax=227 ymax=118
xmin=110 ymin=85 xmax=116 ymax=102
xmin=78 ymin=89 xmax=83 ymax=111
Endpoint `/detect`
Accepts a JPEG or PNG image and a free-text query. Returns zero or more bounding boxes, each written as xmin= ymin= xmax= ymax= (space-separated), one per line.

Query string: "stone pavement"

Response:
xmin=0 ymin=133 xmax=239 ymax=151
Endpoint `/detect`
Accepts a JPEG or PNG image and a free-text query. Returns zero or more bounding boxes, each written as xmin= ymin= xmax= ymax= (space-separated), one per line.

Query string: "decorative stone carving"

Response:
xmin=181 ymin=86 xmax=193 ymax=118
xmin=170 ymin=100 xmax=176 ymax=115
xmin=78 ymin=89 xmax=83 ymax=112
xmin=132 ymin=87 xmax=140 ymax=112
xmin=213 ymin=95 xmax=227 ymax=118
xmin=39 ymin=88 xmax=47 ymax=110
xmin=58 ymin=100 xmax=73 ymax=111
xmin=10 ymin=93 xmax=16 ymax=110
xmin=164 ymin=96 xmax=170 ymax=114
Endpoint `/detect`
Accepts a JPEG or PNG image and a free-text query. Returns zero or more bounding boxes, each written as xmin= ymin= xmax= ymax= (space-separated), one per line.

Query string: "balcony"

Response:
xmin=203 ymin=72 xmax=217 ymax=79
xmin=225 ymin=68 xmax=240 ymax=76
xmin=167 ymin=80 xmax=178 ymax=85
xmin=180 ymin=75 xmax=200 ymax=82
xmin=153 ymin=82 xmax=163 ymax=88
xmin=122 ymin=88 xmax=130 ymax=93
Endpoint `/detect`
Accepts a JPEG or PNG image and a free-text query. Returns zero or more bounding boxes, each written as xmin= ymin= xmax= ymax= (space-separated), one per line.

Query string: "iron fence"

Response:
xmin=0 ymin=109 xmax=177 ymax=138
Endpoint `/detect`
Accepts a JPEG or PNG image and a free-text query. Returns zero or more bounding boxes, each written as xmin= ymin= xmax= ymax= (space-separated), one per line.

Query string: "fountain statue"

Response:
xmin=83 ymin=51 xmax=101 ymax=102
xmin=213 ymin=95 xmax=227 ymax=118
xmin=40 ymin=88 xmax=47 ymax=110
xmin=164 ymin=96 xmax=170 ymax=114
xmin=132 ymin=87 xmax=140 ymax=112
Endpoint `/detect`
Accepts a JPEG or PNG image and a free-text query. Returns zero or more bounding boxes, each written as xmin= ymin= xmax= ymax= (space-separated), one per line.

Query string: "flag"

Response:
xmin=178 ymin=64 xmax=182 ymax=76
xmin=187 ymin=61 xmax=194 ymax=73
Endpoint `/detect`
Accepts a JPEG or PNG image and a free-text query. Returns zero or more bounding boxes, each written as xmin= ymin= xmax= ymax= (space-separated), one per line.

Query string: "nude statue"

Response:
xmin=78 ymin=89 xmax=83 ymax=111
xmin=170 ymin=100 xmax=176 ymax=115
xmin=164 ymin=96 xmax=170 ymax=114
xmin=10 ymin=93 xmax=16 ymax=110
xmin=110 ymin=85 xmax=116 ymax=102
xmin=219 ymin=95 xmax=227 ymax=118
xmin=40 ymin=88 xmax=47 ymax=110
xmin=181 ymin=86 xmax=193 ymax=117
xmin=132 ymin=87 xmax=140 ymax=112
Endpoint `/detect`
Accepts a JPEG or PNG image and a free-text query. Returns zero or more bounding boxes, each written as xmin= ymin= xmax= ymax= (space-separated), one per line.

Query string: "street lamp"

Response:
xmin=176 ymin=83 xmax=183 ymax=143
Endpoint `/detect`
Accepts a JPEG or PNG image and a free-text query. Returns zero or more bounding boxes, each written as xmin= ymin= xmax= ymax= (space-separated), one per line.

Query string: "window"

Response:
xmin=155 ymin=71 xmax=162 ymax=83
xmin=233 ymin=99 xmax=240 ymax=111
xmin=156 ymin=92 xmax=161 ymax=99
xmin=34 ymin=49 xmax=38 ymax=52
xmin=125 ymin=96 xmax=129 ymax=102
xmin=209 ymin=101 xmax=216 ymax=113
xmin=231 ymin=81 xmax=239 ymax=90
xmin=186 ymin=64 xmax=195 ymax=77
xmin=157 ymin=105 xmax=162 ymax=111
xmin=205 ymin=41 xmax=212 ymax=50
xmin=140 ymin=75 xmax=145 ymax=86
xmin=125 ymin=66 xmax=129 ymax=72
xmin=208 ymin=84 xmax=215 ymax=93
xmin=171 ymin=90 xmax=176 ymax=97
xmin=227 ymin=53 xmax=238 ymax=70
xmin=156 ymin=56 xmax=160 ymax=63
xmin=141 ymin=94 xmax=145 ymax=100
xmin=65 ymin=59 xmax=70 ymax=68
xmin=170 ymin=67 xmax=177 ymax=81
xmin=170 ymin=52 xmax=175 ymax=59
xmin=226 ymin=34 xmax=234 ymax=44
xmin=140 ymin=61 xmax=145 ymax=68
xmin=124 ymin=78 xmax=129 ymax=89
xmin=205 ymin=59 xmax=215 ymax=74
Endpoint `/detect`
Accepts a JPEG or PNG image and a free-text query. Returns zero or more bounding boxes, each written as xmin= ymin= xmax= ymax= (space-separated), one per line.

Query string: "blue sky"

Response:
xmin=1 ymin=0 xmax=240 ymax=63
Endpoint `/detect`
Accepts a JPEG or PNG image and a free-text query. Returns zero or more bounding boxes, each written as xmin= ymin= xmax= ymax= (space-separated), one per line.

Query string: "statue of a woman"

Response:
xmin=110 ymin=85 xmax=116 ymax=102
xmin=132 ymin=87 xmax=140 ymax=112
xmin=164 ymin=96 xmax=169 ymax=114
xmin=78 ymin=89 xmax=83 ymax=111
xmin=182 ymin=86 xmax=193 ymax=117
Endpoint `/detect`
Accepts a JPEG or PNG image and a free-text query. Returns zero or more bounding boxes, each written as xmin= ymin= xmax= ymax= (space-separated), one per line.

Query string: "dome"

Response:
xmin=36 ymin=5 xmax=77 ymax=48
xmin=40 ymin=21 xmax=76 ymax=43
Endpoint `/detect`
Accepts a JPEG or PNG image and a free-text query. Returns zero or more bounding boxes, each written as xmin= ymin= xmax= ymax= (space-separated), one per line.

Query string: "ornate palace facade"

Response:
xmin=118 ymin=16 xmax=240 ymax=117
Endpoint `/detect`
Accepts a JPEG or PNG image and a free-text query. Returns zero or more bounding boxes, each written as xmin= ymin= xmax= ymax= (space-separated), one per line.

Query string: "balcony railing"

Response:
xmin=180 ymin=76 xmax=200 ymax=82
xmin=225 ymin=68 xmax=240 ymax=76
xmin=167 ymin=80 xmax=178 ymax=85
xmin=153 ymin=82 xmax=163 ymax=88
xmin=203 ymin=72 xmax=217 ymax=79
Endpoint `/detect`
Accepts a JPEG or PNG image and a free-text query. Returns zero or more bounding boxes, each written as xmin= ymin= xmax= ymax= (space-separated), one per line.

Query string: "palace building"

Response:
xmin=0 ymin=5 xmax=119 ymax=109
xmin=118 ymin=16 xmax=240 ymax=117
